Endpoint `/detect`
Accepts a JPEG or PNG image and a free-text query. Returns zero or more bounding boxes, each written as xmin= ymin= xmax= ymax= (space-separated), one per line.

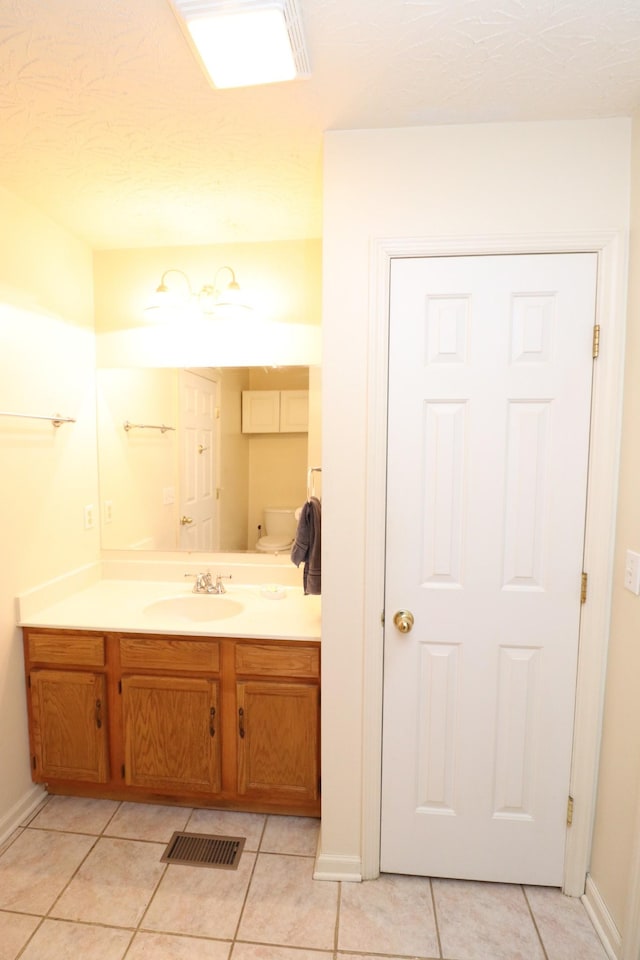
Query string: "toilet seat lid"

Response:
xmin=258 ymin=535 xmax=293 ymax=549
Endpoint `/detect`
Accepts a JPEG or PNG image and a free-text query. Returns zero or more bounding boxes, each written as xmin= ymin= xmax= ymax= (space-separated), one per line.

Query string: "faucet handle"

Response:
xmin=215 ymin=573 xmax=232 ymax=593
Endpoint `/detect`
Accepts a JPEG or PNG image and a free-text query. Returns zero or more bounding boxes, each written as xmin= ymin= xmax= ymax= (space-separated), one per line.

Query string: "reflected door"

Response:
xmin=179 ymin=371 xmax=219 ymax=550
xmin=381 ymin=253 xmax=597 ymax=884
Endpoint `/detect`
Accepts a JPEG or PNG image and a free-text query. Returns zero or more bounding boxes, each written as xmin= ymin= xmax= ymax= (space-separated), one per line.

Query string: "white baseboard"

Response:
xmin=583 ymin=874 xmax=622 ymax=960
xmin=313 ymin=852 xmax=362 ymax=882
xmin=0 ymin=785 xmax=47 ymax=848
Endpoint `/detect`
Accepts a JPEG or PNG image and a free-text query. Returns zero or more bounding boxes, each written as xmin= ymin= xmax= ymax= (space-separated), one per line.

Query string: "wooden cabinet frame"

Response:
xmin=23 ymin=628 xmax=320 ymax=817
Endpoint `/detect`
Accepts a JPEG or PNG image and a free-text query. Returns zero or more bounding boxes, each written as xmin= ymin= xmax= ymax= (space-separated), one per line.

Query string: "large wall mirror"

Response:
xmin=97 ymin=364 xmax=317 ymax=553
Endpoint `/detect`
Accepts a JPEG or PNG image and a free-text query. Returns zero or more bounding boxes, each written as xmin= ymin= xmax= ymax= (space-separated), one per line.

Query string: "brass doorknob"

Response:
xmin=393 ymin=610 xmax=414 ymax=634
xmin=180 ymin=516 xmax=193 ymax=525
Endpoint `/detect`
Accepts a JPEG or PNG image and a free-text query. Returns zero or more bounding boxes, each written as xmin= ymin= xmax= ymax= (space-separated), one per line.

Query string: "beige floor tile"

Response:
xmin=0 ymin=828 xmax=95 ymax=914
xmin=260 ymin=816 xmax=320 ymax=856
xmin=51 ymin=837 xmax=166 ymax=927
xmin=525 ymin=886 xmax=608 ymax=960
xmin=0 ymin=910 xmax=41 ymax=960
xmin=128 ymin=931 xmax=232 ymax=959
xmin=238 ymin=853 xmax=338 ymax=950
xmin=235 ymin=945 xmax=333 ymax=960
xmin=19 ymin=918 xmax=132 ymax=960
xmin=338 ymin=874 xmax=439 ymax=957
xmin=0 ymin=828 xmax=23 ymax=858
xmin=433 ymin=879 xmax=545 ymax=960
xmin=142 ymin=852 xmax=256 ymax=940
xmin=186 ymin=809 xmax=266 ymax=852
xmin=337 ymin=955 xmax=426 ymax=960
xmin=29 ymin=795 xmax=119 ymax=834
xmin=106 ymin=802 xmax=192 ymax=842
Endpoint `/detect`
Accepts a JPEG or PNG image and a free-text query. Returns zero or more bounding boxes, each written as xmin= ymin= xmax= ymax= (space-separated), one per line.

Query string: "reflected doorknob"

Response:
xmin=393 ymin=610 xmax=414 ymax=634
xmin=180 ymin=516 xmax=193 ymax=525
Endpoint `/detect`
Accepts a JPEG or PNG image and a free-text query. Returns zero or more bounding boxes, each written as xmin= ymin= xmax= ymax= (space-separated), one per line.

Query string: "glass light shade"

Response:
xmin=187 ymin=5 xmax=296 ymax=88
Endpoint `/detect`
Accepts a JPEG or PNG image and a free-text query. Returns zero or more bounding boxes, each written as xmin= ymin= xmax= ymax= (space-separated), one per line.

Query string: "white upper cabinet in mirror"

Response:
xmin=97 ymin=365 xmax=313 ymax=552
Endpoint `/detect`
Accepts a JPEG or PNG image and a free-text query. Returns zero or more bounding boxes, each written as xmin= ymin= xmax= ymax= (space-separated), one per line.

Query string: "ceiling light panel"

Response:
xmin=168 ymin=0 xmax=310 ymax=89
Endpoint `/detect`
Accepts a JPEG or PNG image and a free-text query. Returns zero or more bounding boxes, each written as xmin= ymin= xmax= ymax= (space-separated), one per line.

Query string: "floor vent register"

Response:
xmin=161 ymin=831 xmax=246 ymax=870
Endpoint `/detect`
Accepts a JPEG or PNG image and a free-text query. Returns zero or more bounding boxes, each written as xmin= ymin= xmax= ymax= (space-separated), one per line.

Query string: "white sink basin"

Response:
xmin=143 ymin=595 xmax=244 ymax=622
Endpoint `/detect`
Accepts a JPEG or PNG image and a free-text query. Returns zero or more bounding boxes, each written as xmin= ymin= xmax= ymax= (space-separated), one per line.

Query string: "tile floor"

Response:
xmin=0 ymin=795 xmax=608 ymax=960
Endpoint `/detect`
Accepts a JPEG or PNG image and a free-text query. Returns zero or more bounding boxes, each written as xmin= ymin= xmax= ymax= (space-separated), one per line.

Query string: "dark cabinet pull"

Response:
xmin=209 ymin=706 xmax=216 ymax=737
xmin=95 ymin=698 xmax=102 ymax=729
xmin=238 ymin=706 xmax=245 ymax=739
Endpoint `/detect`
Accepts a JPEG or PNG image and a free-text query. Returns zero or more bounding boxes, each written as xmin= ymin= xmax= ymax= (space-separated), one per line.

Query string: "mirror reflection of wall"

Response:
xmin=97 ymin=366 xmax=310 ymax=552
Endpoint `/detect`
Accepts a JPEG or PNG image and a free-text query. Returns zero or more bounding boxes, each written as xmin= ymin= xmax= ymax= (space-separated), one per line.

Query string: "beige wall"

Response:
xmin=0 ymin=185 xmax=97 ymax=835
xmin=320 ymin=119 xmax=631 ymax=879
xmin=589 ymin=113 xmax=640 ymax=935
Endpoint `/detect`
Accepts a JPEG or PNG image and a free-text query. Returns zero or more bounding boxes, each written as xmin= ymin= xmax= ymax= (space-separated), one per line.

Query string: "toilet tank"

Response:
xmin=264 ymin=507 xmax=297 ymax=539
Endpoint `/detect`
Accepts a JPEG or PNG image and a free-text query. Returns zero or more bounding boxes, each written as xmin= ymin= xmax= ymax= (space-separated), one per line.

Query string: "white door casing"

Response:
xmin=179 ymin=370 xmax=219 ymax=551
xmin=381 ymin=252 xmax=597 ymax=885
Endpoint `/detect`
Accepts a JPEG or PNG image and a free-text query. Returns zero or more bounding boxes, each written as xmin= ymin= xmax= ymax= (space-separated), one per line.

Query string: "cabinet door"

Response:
xmin=30 ymin=669 xmax=108 ymax=783
xmin=122 ymin=675 xmax=220 ymax=793
xmin=237 ymin=680 xmax=319 ymax=802
xmin=279 ymin=390 xmax=309 ymax=432
xmin=242 ymin=390 xmax=280 ymax=433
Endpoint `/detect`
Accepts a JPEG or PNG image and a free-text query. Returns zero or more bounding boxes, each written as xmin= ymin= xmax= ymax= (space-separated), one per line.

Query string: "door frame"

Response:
xmin=361 ymin=231 xmax=628 ymax=896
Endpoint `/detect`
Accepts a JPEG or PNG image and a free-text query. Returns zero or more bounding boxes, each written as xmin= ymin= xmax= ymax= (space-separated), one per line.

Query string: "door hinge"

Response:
xmin=32 ymin=755 xmax=37 ymax=770
xmin=118 ymin=680 xmax=122 ymax=694
xmin=593 ymin=324 xmax=600 ymax=360
xmin=381 ymin=610 xmax=385 ymax=626
xmin=581 ymin=572 xmax=588 ymax=605
xmin=567 ymin=795 xmax=575 ymax=827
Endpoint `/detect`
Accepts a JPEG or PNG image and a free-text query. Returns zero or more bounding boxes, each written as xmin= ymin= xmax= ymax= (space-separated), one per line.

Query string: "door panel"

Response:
xmin=381 ymin=253 xmax=597 ymax=884
xmin=179 ymin=371 xmax=218 ymax=550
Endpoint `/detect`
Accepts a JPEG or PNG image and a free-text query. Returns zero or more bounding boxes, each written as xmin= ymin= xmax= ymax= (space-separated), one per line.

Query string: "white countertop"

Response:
xmin=18 ymin=578 xmax=321 ymax=641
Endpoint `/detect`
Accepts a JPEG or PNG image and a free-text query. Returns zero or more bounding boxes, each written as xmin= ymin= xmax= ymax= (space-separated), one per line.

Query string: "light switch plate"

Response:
xmin=624 ymin=550 xmax=640 ymax=595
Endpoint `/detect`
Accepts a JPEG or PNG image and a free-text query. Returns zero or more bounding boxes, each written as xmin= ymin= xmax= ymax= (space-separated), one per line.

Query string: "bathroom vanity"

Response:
xmin=20 ymin=574 xmax=321 ymax=817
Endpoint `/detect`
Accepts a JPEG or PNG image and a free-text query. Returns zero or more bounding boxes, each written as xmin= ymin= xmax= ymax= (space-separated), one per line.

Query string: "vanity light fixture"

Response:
xmin=166 ymin=0 xmax=310 ymax=90
xmin=144 ymin=265 xmax=251 ymax=320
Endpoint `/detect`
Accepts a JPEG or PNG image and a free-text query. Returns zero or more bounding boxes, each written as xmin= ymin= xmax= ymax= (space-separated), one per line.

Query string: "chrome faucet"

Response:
xmin=185 ymin=571 xmax=232 ymax=594
xmin=190 ymin=571 xmax=213 ymax=593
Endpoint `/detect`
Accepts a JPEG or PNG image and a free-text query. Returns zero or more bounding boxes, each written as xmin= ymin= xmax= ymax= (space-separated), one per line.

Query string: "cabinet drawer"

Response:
xmin=120 ymin=636 xmax=219 ymax=673
xmin=27 ymin=632 xmax=105 ymax=668
xmin=235 ymin=643 xmax=319 ymax=678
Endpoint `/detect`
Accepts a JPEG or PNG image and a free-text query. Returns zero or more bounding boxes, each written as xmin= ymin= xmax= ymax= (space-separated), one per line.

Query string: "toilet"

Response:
xmin=255 ymin=507 xmax=298 ymax=554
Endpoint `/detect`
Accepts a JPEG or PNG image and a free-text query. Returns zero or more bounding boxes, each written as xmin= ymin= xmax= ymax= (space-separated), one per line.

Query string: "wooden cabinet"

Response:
xmin=119 ymin=635 xmax=221 ymax=795
xmin=122 ymin=675 xmax=220 ymax=794
xmin=23 ymin=628 xmax=320 ymax=816
xmin=26 ymin=633 xmax=109 ymax=784
xmin=235 ymin=641 xmax=320 ymax=804
xmin=237 ymin=680 xmax=319 ymax=803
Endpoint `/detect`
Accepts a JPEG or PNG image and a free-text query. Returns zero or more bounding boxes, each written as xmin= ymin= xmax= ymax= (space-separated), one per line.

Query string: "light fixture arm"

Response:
xmin=156 ymin=268 xmax=193 ymax=296
xmin=200 ymin=265 xmax=239 ymax=298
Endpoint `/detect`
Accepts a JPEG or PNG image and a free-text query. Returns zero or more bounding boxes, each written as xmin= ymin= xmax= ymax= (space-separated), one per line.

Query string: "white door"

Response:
xmin=381 ymin=253 xmax=597 ymax=885
xmin=179 ymin=371 xmax=219 ymax=550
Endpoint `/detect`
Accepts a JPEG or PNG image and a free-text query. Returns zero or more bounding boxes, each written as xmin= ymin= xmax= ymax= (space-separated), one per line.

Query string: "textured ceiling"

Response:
xmin=1 ymin=0 xmax=640 ymax=249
